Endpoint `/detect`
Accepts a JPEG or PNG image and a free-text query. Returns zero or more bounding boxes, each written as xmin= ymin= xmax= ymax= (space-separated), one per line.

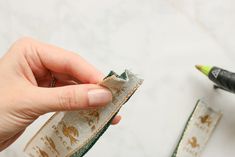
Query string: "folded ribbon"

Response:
xmin=24 ymin=70 xmax=143 ymax=157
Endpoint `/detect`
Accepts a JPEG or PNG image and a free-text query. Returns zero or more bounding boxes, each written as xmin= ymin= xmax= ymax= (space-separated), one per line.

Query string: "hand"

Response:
xmin=0 ymin=37 xmax=121 ymax=151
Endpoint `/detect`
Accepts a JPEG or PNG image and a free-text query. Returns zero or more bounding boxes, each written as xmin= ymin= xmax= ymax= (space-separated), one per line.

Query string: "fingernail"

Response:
xmin=88 ymin=88 xmax=112 ymax=106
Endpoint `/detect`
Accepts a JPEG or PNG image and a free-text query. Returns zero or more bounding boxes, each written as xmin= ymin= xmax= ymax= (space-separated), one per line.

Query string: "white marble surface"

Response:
xmin=1 ymin=0 xmax=235 ymax=156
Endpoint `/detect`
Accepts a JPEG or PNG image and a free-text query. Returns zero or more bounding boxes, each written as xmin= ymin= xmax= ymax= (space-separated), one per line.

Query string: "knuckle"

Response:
xmin=15 ymin=37 xmax=34 ymax=45
xmin=10 ymin=37 xmax=35 ymax=53
xmin=58 ymin=88 xmax=80 ymax=110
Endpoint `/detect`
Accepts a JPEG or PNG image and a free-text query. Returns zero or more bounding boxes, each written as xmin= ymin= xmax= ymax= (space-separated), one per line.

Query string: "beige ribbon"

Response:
xmin=172 ymin=100 xmax=222 ymax=157
xmin=24 ymin=70 xmax=143 ymax=157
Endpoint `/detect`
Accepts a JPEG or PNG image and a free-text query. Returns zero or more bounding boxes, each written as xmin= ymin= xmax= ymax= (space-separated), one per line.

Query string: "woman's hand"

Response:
xmin=0 ymin=37 xmax=121 ymax=151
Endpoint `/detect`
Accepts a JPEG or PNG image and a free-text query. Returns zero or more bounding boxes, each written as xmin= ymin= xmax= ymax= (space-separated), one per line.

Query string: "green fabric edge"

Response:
xmin=104 ymin=70 xmax=128 ymax=80
xmin=70 ymin=70 xmax=129 ymax=157
xmin=70 ymin=111 xmax=118 ymax=157
xmin=171 ymin=100 xmax=201 ymax=157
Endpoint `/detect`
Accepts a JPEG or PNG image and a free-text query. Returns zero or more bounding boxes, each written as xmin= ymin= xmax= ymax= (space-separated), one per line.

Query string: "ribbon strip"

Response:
xmin=24 ymin=70 xmax=143 ymax=157
xmin=172 ymin=100 xmax=222 ymax=157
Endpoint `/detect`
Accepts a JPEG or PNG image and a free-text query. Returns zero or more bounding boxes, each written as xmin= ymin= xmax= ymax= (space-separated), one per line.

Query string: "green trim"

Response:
xmin=171 ymin=100 xmax=201 ymax=157
xmin=70 ymin=112 xmax=119 ymax=157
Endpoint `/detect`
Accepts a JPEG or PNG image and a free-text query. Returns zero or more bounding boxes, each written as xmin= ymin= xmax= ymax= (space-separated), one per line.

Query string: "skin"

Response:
xmin=0 ymin=37 xmax=121 ymax=151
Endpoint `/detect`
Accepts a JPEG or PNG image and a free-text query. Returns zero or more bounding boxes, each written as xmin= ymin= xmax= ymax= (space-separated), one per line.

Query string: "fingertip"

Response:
xmin=89 ymin=71 xmax=104 ymax=83
xmin=111 ymin=115 xmax=122 ymax=125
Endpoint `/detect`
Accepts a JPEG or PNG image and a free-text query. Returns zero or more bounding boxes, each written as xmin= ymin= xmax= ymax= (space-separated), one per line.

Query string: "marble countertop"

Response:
xmin=1 ymin=0 xmax=235 ymax=156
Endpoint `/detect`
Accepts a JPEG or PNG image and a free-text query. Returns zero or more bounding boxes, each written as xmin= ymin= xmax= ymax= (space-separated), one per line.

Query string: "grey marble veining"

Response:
xmin=1 ymin=0 xmax=235 ymax=157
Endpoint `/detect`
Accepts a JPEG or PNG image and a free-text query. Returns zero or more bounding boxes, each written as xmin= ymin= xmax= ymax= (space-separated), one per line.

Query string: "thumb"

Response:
xmin=31 ymin=84 xmax=112 ymax=114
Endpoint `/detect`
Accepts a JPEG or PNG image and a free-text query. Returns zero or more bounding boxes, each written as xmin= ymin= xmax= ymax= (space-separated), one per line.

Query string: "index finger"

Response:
xmin=33 ymin=39 xmax=104 ymax=83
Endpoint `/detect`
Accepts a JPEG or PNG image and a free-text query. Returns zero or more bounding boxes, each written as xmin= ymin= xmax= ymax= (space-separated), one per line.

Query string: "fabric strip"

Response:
xmin=24 ymin=70 xmax=143 ymax=157
xmin=172 ymin=100 xmax=222 ymax=157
